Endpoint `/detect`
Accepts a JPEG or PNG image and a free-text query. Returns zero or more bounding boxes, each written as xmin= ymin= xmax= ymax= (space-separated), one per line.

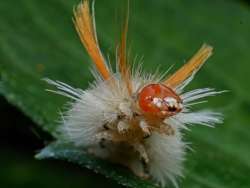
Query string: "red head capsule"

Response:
xmin=138 ymin=84 xmax=183 ymax=117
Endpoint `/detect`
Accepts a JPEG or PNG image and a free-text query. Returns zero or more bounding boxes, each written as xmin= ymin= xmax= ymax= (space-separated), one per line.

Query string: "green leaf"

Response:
xmin=1 ymin=0 xmax=250 ymax=187
xmin=36 ymin=142 xmax=158 ymax=188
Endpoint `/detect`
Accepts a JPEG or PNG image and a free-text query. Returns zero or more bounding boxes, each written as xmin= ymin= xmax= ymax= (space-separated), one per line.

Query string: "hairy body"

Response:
xmin=46 ymin=1 xmax=223 ymax=187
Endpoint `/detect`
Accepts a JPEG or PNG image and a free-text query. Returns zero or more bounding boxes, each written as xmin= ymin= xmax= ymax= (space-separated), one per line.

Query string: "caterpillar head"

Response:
xmin=138 ymin=84 xmax=183 ymax=118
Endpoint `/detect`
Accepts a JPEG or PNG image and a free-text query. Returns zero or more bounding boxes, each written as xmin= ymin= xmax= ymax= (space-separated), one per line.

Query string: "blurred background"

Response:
xmin=1 ymin=0 xmax=250 ymax=187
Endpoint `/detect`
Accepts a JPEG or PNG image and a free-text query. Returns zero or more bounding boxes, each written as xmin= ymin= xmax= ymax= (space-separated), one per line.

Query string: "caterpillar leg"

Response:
xmin=117 ymin=120 xmax=130 ymax=134
xmin=133 ymin=142 xmax=149 ymax=164
xmin=139 ymin=120 xmax=151 ymax=138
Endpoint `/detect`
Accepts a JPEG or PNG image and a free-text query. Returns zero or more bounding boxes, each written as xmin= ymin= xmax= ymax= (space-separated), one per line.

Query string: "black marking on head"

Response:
xmin=168 ymin=106 xmax=177 ymax=112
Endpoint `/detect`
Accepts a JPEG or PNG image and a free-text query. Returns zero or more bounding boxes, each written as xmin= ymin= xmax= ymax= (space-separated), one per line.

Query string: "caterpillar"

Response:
xmin=45 ymin=1 xmax=223 ymax=187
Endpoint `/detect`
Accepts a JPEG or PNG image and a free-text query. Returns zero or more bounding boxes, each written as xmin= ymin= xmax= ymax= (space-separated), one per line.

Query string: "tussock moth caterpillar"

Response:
xmin=45 ymin=1 xmax=223 ymax=187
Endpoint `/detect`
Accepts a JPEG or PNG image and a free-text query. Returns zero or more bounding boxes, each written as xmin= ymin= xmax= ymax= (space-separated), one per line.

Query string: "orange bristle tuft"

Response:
xmin=74 ymin=0 xmax=111 ymax=80
xmin=118 ymin=0 xmax=132 ymax=95
xmin=164 ymin=44 xmax=213 ymax=88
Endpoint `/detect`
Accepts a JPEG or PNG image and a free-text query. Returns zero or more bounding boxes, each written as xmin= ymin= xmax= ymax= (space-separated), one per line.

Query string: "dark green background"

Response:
xmin=1 ymin=0 xmax=250 ymax=187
